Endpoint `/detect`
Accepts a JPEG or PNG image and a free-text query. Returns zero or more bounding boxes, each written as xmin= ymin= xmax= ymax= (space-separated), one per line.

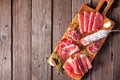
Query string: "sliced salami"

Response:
xmin=84 ymin=11 xmax=90 ymax=32
xmin=92 ymin=12 xmax=103 ymax=31
xmin=88 ymin=12 xmax=96 ymax=32
xmin=78 ymin=13 xmax=84 ymax=34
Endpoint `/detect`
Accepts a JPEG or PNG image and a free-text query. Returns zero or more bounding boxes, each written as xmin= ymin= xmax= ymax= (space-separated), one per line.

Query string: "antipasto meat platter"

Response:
xmin=48 ymin=0 xmax=115 ymax=80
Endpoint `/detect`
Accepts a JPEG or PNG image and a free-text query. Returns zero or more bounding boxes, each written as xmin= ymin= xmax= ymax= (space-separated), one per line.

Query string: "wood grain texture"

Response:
xmin=0 ymin=0 xmax=11 ymax=80
xmin=13 ymin=0 xmax=32 ymax=80
xmin=72 ymin=0 xmax=85 ymax=18
xmin=32 ymin=0 xmax=52 ymax=80
xmin=52 ymin=0 xmax=72 ymax=80
xmin=111 ymin=0 xmax=120 ymax=80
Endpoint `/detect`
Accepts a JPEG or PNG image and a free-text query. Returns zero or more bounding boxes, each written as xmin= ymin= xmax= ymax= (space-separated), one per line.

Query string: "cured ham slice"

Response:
xmin=92 ymin=12 xmax=103 ymax=31
xmin=76 ymin=55 xmax=85 ymax=76
xmin=84 ymin=11 xmax=90 ymax=32
xmin=79 ymin=54 xmax=88 ymax=72
xmin=78 ymin=13 xmax=84 ymax=34
xmin=88 ymin=12 xmax=96 ymax=32
xmin=68 ymin=30 xmax=80 ymax=41
xmin=71 ymin=58 xmax=81 ymax=75
xmin=63 ymin=59 xmax=78 ymax=78
xmin=84 ymin=55 xmax=92 ymax=69
xmin=57 ymin=38 xmax=80 ymax=59
xmin=63 ymin=54 xmax=92 ymax=78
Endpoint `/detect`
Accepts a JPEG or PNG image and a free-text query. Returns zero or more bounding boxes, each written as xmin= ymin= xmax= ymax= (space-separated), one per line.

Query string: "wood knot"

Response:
xmin=4 ymin=57 xmax=7 ymax=60
xmin=5 ymin=25 xmax=8 ymax=28
xmin=0 ymin=33 xmax=7 ymax=41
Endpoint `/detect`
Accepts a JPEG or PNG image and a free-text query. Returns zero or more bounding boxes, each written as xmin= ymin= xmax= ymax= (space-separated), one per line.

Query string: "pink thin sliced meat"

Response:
xmin=76 ymin=55 xmax=85 ymax=76
xmin=57 ymin=38 xmax=80 ymax=59
xmin=92 ymin=12 xmax=103 ymax=31
xmin=88 ymin=12 xmax=96 ymax=32
xmin=68 ymin=29 xmax=81 ymax=41
xmin=87 ymin=42 xmax=101 ymax=54
xmin=79 ymin=54 xmax=88 ymax=72
xmin=84 ymin=55 xmax=92 ymax=69
xmin=78 ymin=13 xmax=84 ymax=34
xmin=71 ymin=58 xmax=81 ymax=75
xmin=84 ymin=11 xmax=90 ymax=32
xmin=63 ymin=60 xmax=78 ymax=78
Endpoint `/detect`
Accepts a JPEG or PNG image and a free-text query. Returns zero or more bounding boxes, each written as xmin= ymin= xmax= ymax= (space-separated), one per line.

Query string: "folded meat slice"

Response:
xmin=76 ymin=55 xmax=85 ymax=76
xmin=87 ymin=42 xmax=101 ymax=55
xmin=79 ymin=54 xmax=88 ymax=72
xmin=68 ymin=30 xmax=80 ymax=41
xmin=57 ymin=38 xmax=80 ymax=59
xmin=84 ymin=11 xmax=90 ymax=32
xmin=78 ymin=13 xmax=84 ymax=34
xmin=63 ymin=59 xmax=78 ymax=78
xmin=92 ymin=12 xmax=103 ymax=31
xmin=84 ymin=55 xmax=92 ymax=69
xmin=88 ymin=12 xmax=96 ymax=32
xmin=71 ymin=58 xmax=81 ymax=75
xmin=63 ymin=53 xmax=92 ymax=78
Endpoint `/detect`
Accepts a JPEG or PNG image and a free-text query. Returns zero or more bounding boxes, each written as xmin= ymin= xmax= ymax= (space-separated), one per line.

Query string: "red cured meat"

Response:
xmin=68 ymin=30 xmax=80 ymax=41
xmin=79 ymin=54 xmax=88 ymax=72
xmin=63 ymin=54 xmax=92 ymax=78
xmin=63 ymin=60 xmax=78 ymax=78
xmin=78 ymin=13 xmax=84 ymax=34
xmin=81 ymin=38 xmax=89 ymax=46
xmin=84 ymin=11 xmax=90 ymax=32
xmin=76 ymin=55 xmax=85 ymax=76
xmin=87 ymin=42 xmax=101 ymax=54
xmin=57 ymin=38 xmax=80 ymax=59
xmin=84 ymin=55 xmax=92 ymax=69
xmin=71 ymin=58 xmax=81 ymax=75
xmin=88 ymin=12 xmax=96 ymax=32
xmin=92 ymin=12 xmax=103 ymax=31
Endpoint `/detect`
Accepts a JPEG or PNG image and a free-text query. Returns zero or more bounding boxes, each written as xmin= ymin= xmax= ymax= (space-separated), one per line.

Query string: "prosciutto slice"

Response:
xmin=57 ymin=38 xmax=80 ymax=59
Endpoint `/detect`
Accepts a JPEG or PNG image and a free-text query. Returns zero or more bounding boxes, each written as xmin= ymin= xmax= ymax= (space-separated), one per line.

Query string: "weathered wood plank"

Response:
xmin=13 ymin=0 xmax=32 ymax=80
xmin=91 ymin=0 xmax=113 ymax=80
xmin=52 ymin=0 xmax=72 ymax=80
xmin=0 ymin=0 xmax=11 ymax=80
xmin=111 ymin=0 xmax=120 ymax=80
xmin=72 ymin=0 xmax=85 ymax=18
xmin=32 ymin=0 xmax=52 ymax=80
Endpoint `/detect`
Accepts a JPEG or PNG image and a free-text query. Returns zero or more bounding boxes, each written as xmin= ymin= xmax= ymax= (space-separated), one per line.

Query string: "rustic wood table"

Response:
xmin=0 ymin=0 xmax=120 ymax=80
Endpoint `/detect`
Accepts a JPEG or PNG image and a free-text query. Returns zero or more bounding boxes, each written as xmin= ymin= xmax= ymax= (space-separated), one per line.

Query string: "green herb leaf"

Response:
xmin=52 ymin=51 xmax=63 ymax=72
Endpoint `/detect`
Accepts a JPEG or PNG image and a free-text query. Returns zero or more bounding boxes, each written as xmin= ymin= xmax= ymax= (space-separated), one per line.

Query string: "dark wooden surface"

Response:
xmin=0 ymin=0 xmax=120 ymax=80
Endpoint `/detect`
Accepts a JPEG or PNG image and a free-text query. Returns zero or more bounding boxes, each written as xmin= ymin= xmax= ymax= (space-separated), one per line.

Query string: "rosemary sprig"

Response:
xmin=52 ymin=52 xmax=63 ymax=72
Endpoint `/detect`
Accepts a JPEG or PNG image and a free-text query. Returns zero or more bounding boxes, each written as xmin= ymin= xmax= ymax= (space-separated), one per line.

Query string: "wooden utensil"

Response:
xmin=48 ymin=0 xmax=115 ymax=80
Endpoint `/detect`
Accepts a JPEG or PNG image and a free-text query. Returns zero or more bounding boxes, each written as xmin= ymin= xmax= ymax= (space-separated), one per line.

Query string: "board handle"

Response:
xmin=96 ymin=0 xmax=114 ymax=16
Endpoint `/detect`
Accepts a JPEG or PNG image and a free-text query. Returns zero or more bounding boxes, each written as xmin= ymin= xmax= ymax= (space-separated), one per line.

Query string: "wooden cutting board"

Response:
xmin=48 ymin=0 xmax=115 ymax=80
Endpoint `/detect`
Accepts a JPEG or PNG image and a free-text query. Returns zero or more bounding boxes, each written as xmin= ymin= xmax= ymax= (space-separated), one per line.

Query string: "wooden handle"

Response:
xmin=96 ymin=0 xmax=114 ymax=16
